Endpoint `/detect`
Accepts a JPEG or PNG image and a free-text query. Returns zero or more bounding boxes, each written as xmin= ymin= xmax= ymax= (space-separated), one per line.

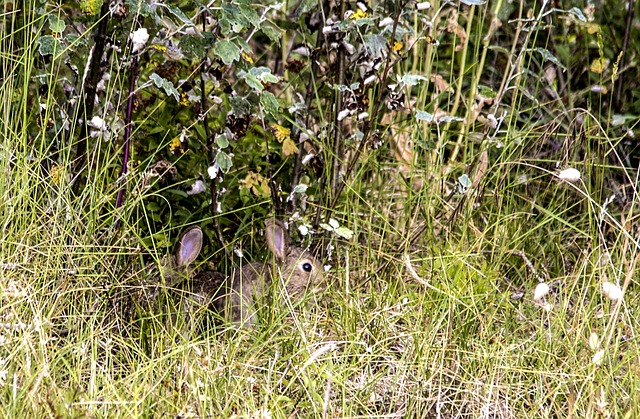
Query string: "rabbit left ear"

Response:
xmin=176 ymin=226 xmax=203 ymax=267
xmin=265 ymin=219 xmax=288 ymax=261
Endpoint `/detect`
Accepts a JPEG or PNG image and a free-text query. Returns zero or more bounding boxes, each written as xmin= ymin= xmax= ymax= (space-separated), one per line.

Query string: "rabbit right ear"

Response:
xmin=265 ymin=219 xmax=288 ymax=261
xmin=176 ymin=226 xmax=203 ymax=267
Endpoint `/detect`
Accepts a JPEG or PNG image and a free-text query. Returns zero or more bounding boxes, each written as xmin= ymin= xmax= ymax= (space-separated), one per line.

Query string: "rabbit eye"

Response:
xmin=302 ymin=262 xmax=313 ymax=272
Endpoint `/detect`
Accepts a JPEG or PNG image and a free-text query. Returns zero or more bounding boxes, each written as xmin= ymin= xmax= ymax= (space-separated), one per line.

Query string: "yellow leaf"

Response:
xmin=586 ymin=23 xmax=600 ymax=34
xmin=271 ymin=124 xmax=290 ymax=143
xmin=282 ymin=138 xmax=299 ymax=157
xmin=590 ymin=57 xmax=607 ymax=74
xmin=240 ymin=171 xmax=270 ymax=197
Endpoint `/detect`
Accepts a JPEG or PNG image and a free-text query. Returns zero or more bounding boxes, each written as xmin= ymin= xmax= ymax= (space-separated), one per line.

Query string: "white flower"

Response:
xmin=337 ymin=109 xmax=351 ymax=121
xmin=557 ymin=168 xmax=581 ymax=182
xmin=589 ymin=333 xmax=600 ymax=351
xmin=130 ymin=28 xmax=149 ymax=53
xmin=88 ymin=116 xmax=107 ymax=130
xmin=302 ymin=154 xmax=315 ymax=165
xmin=592 ymin=349 xmax=605 ymax=365
xmin=379 ymin=17 xmax=394 ymax=27
xmin=207 ymin=164 xmax=219 ymax=179
xmin=187 ymin=180 xmax=206 ymax=195
xmin=602 ymin=282 xmax=623 ymax=301
xmin=416 ymin=2 xmax=431 ymax=10
xmin=298 ymin=224 xmax=309 ymax=236
xmin=533 ymin=282 xmax=550 ymax=301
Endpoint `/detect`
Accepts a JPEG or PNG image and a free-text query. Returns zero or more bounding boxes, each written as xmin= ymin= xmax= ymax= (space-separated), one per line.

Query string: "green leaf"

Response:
xmin=215 ymin=151 xmax=233 ymax=173
xmin=534 ymin=47 xmax=567 ymax=71
xmin=180 ymin=35 xmax=208 ymax=57
xmin=415 ymin=110 xmax=434 ymax=122
xmin=241 ymin=72 xmax=263 ymax=92
xmin=567 ymin=7 xmax=587 ymax=22
xmin=364 ymin=34 xmax=387 ymax=58
xmin=230 ymin=96 xmax=252 ymax=116
xmin=260 ymin=91 xmax=280 ymax=117
xmin=64 ymin=33 xmax=88 ymax=48
xmin=149 ymin=73 xmax=180 ymax=101
xmin=127 ymin=0 xmax=153 ymax=17
xmin=164 ymin=5 xmax=192 ymax=25
xmin=48 ymin=14 xmax=66 ymax=34
xmin=239 ymin=3 xmax=261 ymax=28
xmin=295 ymin=0 xmax=317 ymax=16
xmin=215 ymin=134 xmax=229 ymax=148
xmin=214 ymin=40 xmax=240 ymax=65
xmin=250 ymin=66 xmax=279 ymax=83
xmin=37 ymin=35 xmax=61 ymax=56
xmin=261 ymin=24 xmax=281 ymax=43
xmin=401 ymin=74 xmax=428 ymax=86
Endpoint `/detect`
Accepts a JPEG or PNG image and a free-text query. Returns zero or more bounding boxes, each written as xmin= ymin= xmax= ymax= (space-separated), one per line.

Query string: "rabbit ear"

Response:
xmin=265 ymin=219 xmax=288 ymax=261
xmin=175 ymin=226 xmax=203 ymax=267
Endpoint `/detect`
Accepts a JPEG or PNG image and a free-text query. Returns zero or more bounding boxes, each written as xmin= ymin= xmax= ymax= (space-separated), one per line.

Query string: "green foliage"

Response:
xmin=3 ymin=0 xmax=640 ymax=416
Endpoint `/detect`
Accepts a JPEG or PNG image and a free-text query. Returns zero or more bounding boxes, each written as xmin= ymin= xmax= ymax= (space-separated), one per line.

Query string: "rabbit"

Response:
xmin=130 ymin=225 xmax=205 ymax=316
xmin=200 ymin=218 xmax=325 ymax=326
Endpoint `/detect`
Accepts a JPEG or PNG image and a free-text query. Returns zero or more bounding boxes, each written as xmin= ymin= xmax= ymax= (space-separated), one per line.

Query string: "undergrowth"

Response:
xmin=1 ymin=0 xmax=639 ymax=417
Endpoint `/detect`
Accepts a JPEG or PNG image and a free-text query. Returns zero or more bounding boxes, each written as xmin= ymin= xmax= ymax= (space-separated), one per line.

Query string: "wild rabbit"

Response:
xmin=129 ymin=225 xmax=206 ymax=319
xmin=200 ymin=218 xmax=325 ymax=326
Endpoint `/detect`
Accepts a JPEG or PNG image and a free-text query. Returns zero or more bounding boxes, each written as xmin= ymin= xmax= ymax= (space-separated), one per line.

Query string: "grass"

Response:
xmin=2 ymin=1 xmax=640 ymax=418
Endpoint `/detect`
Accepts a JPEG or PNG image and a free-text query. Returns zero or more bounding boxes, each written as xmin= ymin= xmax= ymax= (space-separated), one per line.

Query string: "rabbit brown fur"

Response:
xmin=204 ymin=218 xmax=324 ymax=326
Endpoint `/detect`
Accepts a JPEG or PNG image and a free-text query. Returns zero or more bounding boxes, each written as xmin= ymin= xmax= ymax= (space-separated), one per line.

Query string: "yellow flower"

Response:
xmin=241 ymin=52 xmax=254 ymax=64
xmin=180 ymin=92 xmax=189 ymax=106
xmin=392 ymin=41 xmax=403 ymax=51
xmin=169 ymin=136 xmax=182 ymax=153
xmin=349 ymin=9 xmax=368 ymax=20
xmin=271 ymin=124 xmax=291 ymax=143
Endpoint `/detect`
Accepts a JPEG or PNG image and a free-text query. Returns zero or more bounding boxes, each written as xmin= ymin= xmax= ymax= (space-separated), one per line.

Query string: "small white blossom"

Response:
xmin=207 ymin=164 xmax=219 ymax=179
xmin=187 ymin=180 xmax=206 ymax=195
xmin=298 ymin=224 xmax=309 ymax=236
xmin=130 ymin=28 xmax=149 ymax=53
xmin=557 ymin=168 xmax=581 ymax=182
xmin=533 ymin=282 xmax=550 ymax=301
xmin=302 ymin=154 xmax=315 ymax=165
xmin=337 ymin=109 xmax=351 ymax=121
xmin=379 ymin=17 xmax=394 ymax=27
xmin=589 ymin=332 xmax=600 ymax=351
xmin=602 ymin=282 xmax=623 ymax=301
xmin=364 ymin=75 xmax=377 ymax=85
xmin=416 ymin=1 xmax=431 ymax=10
xmin=89 ymin=116 xmax=107 ymax=130
xmin=592 ymin=349 xmax=605 ymax=365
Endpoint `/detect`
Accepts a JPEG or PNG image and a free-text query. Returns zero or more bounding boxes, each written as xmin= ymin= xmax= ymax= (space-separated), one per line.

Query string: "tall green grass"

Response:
xmin=1 ymin=1 xmax=639 ymax=418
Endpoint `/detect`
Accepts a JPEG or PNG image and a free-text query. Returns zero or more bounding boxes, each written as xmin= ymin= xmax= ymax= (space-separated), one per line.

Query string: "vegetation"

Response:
xmin=1 ymin=0 xmax=639 ymax=416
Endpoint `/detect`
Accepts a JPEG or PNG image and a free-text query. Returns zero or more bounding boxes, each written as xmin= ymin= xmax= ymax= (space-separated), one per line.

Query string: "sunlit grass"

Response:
xmin=1 ymin=1 xmax=639 ymax=418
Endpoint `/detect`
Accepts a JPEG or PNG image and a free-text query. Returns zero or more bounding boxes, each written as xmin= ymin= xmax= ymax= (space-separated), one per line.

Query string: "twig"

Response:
xmin=199 ymin=11 xmax=227 ymax=254
xmin=614 ymin=0 xmax=635 ymax=110
xmin=114 ymin=19 xmax=143 ymax=228
xmin=73 ymin=2 xmax=111 ymax=195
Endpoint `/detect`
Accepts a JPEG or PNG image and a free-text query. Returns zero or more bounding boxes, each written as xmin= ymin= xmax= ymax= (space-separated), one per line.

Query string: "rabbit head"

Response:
xmin=263 ymin=218 xmax=324 ymax=296
xmin=221 ymin=219 xmax=325 ymax=325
